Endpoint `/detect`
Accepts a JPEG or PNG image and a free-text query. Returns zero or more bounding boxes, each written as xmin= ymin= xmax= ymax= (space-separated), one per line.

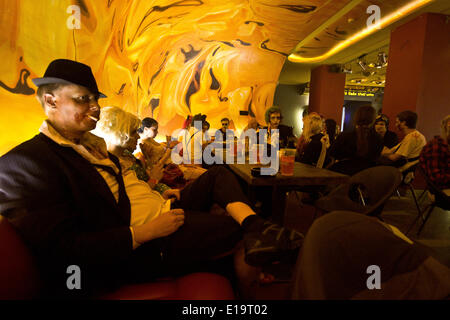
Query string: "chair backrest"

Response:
xmin=0 ymin=216 xmax=42 ymax=299
xmin=349 ymin=166 xmax=402 ymax=212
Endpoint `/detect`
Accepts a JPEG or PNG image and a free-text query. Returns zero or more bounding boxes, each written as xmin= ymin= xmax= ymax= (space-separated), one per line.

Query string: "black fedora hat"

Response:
xmin=32 ymin=59 xmax=106 ymax=98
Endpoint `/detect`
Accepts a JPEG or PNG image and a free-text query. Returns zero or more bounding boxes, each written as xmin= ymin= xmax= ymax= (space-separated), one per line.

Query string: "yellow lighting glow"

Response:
xmin=288 ymin=0 xmax=434 ymax=63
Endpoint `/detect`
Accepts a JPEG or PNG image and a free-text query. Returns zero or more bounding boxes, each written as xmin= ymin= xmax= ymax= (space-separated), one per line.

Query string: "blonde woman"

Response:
xmin=91 ymin=107 xmax=304 ymax=277
xmin=92 ymin=106 xmax=170 ymax=195
xmin=296 ymin=113 xmax=329 ymax=167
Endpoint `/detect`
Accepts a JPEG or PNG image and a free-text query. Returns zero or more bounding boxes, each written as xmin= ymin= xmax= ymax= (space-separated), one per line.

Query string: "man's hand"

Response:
xmin=162 ymin=189 xmax=181 ymax=202
xmin=133 ymin=209 xmax=185 ymax=243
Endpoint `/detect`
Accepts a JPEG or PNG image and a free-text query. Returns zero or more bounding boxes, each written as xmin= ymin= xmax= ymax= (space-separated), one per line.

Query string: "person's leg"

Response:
xmin=177 ymin=165 xmax=280 ymax=223
xmin=176 ymin=165 xmax=304 ymax=267
xmin=161 ymin=210 xmax=243 ymax=276
xmin=176 ymin=165 xmax=255 ymax=223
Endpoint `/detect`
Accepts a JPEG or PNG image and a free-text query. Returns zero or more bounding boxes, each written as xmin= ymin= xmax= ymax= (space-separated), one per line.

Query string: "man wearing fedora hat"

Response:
xmin=0 ymin=59 xmax=303 ymax=298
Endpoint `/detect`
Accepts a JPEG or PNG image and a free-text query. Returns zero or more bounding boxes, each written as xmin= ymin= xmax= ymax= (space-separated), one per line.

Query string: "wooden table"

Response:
xmin=228 ymin=162 xmax=349 ymax=224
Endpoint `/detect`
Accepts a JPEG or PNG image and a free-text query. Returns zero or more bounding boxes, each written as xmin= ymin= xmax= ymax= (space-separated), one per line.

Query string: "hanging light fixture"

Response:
xmin=376 ymin=52 xmax=388 ymax=68
xmin=342 ymin=64 xmax=353 ymax=73
xmin=358 ymin=59 xmax=368 ymax=71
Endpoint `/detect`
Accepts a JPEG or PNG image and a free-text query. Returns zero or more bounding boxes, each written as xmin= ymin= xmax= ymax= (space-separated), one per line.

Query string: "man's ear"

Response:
xmin=43 ymin=93 xmax=57 ymax=109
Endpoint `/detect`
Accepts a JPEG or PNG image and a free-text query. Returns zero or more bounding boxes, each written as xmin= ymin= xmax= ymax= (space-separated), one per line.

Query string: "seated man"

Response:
xmin=292 ymin=211 xmax=450 ymax=299
xmin=262 ymin=106 xmax=296 ymax=149
xmin=379 ymin=110 xmax=426 ymax=168
xmin=420 ymin=114 xmax=450 ymax=192
xmin=0 ymin=59 xmax=303 ymax=298
xmin=260 ymin=106 xmax=296 ymax=159
xmin=215 ymin=117 xmax=235 ymax=142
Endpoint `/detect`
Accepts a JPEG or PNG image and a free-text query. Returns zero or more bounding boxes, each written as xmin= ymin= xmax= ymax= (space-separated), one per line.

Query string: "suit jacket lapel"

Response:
xmin=38 ymin=134 xmax=124 ymax=221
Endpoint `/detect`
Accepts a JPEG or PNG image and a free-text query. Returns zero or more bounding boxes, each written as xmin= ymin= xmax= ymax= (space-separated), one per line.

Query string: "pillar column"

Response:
xmin=382 ymin=13 xmax=450 ymax=140
xmin=308 ymin=65 xmax=346 ymax=123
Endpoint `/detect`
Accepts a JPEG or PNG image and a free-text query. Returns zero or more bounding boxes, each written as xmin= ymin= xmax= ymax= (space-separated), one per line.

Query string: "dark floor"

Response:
xmin=245 ymin=188 xmax=450 ymax=299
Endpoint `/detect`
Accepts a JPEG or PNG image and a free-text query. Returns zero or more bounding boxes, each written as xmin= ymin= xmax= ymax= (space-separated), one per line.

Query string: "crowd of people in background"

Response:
xmin=136 ymin=103 xmax=447 ymax=196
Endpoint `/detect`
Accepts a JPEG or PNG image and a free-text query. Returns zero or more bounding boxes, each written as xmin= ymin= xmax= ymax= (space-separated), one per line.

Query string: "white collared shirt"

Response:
xmin=40 ymin=120 xmax=170 ymax=249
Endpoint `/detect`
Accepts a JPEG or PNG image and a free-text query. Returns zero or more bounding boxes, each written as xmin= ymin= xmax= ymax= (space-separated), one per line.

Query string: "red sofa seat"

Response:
xmin=0 ymin=216 xmax=235 ymax=300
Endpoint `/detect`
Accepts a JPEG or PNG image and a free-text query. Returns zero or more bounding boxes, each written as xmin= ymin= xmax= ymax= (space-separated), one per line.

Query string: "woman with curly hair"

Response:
xmin=296 ymin=112 xmax=330 ymax=167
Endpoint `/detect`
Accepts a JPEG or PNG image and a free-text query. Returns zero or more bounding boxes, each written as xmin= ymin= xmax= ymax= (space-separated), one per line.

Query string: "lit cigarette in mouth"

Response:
xmin=88 ymin=115 xmax=99 ymax=122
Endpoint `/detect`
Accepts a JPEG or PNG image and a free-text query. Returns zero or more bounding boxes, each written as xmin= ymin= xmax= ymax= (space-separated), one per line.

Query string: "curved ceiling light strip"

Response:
xmin=288 ymin=0 xmax=435 ymax=63
xmin=292 ymin=0 xmax=364 ymax=54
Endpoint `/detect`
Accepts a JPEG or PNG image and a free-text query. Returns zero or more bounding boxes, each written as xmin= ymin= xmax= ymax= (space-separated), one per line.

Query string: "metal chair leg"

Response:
xmin=409 ymin=184 xmax=422 ymax=216
xmin=293 ymin=191 xmax=304 ymax=207
xmin=417 ymin=188 xmax=428 ymax=203
xmin=416 ymin=204 xmax=436 ymax=236
xmin=357 ymin=186 xmax=366 ymax=206
xmin=406 ymin=201 xmax=430 ymax=235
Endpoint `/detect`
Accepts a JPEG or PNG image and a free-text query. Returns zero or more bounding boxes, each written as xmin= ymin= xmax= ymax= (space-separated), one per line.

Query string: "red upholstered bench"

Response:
xmin=0 ymin=216 xmax=235 ymax=300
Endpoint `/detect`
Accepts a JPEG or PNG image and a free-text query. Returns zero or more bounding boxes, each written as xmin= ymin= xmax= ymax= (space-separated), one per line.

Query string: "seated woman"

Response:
xmin=92 ymin=106 xmax=170 ymax=194
xmin=328 ymin=105 xmax=383 ymax=176
xmin=136 ymin=117 xmax=174 ymax=168
xmin=202 ymin=121 xmax=212 ymax=144
xmin=179 ymin=113 xmax=208 ymax=166
xmin=137 ymin=116 xmax=206 ymax=185
xmin=296 ymin=113 xmax=330 ymax=167
xmin=91 ymin=106 xmax=304 ymax=288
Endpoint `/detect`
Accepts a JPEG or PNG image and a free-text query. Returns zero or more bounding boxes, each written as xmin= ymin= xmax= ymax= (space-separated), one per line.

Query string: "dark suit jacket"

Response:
xmin=0 ymin=133 xmax=156 ymax=297
xmin=261 ymin=124 xmax=295 ymax=148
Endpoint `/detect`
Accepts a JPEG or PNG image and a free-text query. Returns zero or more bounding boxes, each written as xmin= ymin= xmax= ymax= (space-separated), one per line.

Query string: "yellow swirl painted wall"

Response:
xmin=0 ymin=0 xmax=329 ymax=155
xmin=2 ymin=0 xmax=406 ymax=155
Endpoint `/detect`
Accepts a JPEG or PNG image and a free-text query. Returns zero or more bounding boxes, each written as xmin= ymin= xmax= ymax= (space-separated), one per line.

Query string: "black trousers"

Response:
xmin=128 ymin=165 xmax=250 ymax=283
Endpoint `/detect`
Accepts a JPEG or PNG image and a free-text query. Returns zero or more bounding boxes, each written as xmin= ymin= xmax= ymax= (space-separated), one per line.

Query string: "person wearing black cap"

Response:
xmin=0 ymin=59 xmax=303 ymax=298
xmin=373 ymin=114 xmax=398 ymax=150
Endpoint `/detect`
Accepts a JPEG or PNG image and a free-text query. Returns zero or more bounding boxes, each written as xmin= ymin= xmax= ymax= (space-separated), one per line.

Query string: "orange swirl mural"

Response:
xmin=0 ymin=0 xmax=328 ymax=155
xmin=0 ymin=0 xmax=412 ymax=155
